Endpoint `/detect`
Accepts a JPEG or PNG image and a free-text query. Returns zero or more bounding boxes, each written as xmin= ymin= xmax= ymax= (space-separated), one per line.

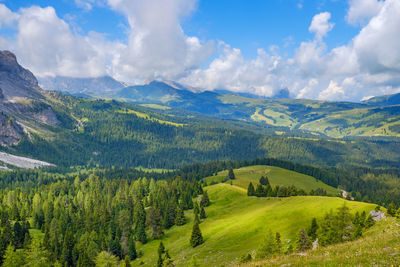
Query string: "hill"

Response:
xmin=203 ymin=165 xmax=339 ymax=196
xmin=135 ymin=171 xmax=376 ymax=266
xmin=246 ymin=217 xmax=400 ymax=266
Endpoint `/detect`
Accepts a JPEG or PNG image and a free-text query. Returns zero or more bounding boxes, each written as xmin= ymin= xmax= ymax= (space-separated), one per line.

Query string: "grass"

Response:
xmin=140 ymin=103 xmax=171 ymax=110
xmin=203 ymin=165 xmax=339 ymax=196
xmin=245 ymin=217 xmax=400 ymax=266
xmin=135 ymin=170 xmax=374 ymax=266
xmin=115 ymin=108 xmax=185 ymax=127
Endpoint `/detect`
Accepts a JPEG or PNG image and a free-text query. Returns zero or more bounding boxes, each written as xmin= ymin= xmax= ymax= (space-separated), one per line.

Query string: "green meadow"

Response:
xmin=135 ymin=166 xmax=374 ymax=266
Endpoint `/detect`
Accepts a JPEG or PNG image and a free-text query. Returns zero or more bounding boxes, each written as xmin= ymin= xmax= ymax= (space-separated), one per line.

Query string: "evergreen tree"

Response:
xmin=175 ymin=207 xmax=185 ymax=226
xmin=24 ymin=239 xmax=50 ymax=267
xmin=190 ymin=221 xmax=204 ymax=247
xmin=387 ymin=202 xmax=396 ymax=217
xmin=124 ymin=256 xmax=131 ymax=267
xmin=296 ymin=229 xmax=311 ymax=251
xmin=255 ymin=184 xmax=267 ymax=197
xmin=335 ymin=204 xmax=353 ymax=242
xmin=200 ymin=206 xmax=206 ymax=219
xmin=275 ymin=232 xmax=282 ymax=253
xmin=109 ymin=238 xmax=122 ymax=259
xmin=12 ymin=222 xmax=24 ymax=249
xmin=247 ymin=183 xmax=255 ymax=196
xmin=134 ymin=200 xmax=147 ymax=244
xmin=147 ymin=207 xmax=164 ymax=239
xmin=3 ymin=245 xmax=25 ymax=267
xmin=200 ymin=191 xmax=210 ymax=207
xmin=61 ymin=228 xmax=74 ymax=267
xmin=127 ymin=237 xmax=137 ymax=260
xmin=259 ymin=176 xmax=270 ymax=186
xmin=158 ymin=241 xmax=165 ymax=255
xmin=227 ymin=167 xmax=235 ymax=180
xmin=256 ymin=230 xmax=277 ymax=259
xmin=94 ymin=251 xmax=119 ymax=267
xmin=307 ymin=218 xmax=319 ymax=241
xmin=193 ymin=202 xmax=200 ymax=216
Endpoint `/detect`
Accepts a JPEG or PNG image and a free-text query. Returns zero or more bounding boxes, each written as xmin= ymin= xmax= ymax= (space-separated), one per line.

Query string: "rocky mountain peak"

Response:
xmin=0 ymin=50 xmax=39 ymax=89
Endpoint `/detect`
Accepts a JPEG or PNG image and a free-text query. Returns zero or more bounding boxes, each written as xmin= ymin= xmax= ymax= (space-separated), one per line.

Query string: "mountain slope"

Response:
xmin=247 ymin=217 xmax=399 ymax=266
xmin=135 ymin=168 xmax=376 ymax=266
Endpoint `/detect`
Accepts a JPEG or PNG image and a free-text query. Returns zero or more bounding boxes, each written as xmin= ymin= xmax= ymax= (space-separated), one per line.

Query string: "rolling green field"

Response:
xmin=203 ymin=165 xmax=340 ymax=196
xmin=246 ymin=217 xmax=400 ymax=266
xmin=134 ymin=167 xmax=374 ymax=266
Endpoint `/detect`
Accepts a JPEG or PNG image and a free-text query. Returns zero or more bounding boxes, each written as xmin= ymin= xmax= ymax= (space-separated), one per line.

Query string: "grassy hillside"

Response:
xmin=135 ymin=170 xmax=374 ymax=266
xmin=245 ymin=217 xmax=400 ymax=266
xmin=204 ymin=165 xmax=340 ymax=196
xmin=219 ymin=94 xmax=400 ymax=138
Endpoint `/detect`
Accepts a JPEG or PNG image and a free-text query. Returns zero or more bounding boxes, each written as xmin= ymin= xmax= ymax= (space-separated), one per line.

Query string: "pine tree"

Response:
xmin=247 ymin=183 xmax=255 ymax=196
xmin=200 ymin=206 xmax=206 ymax=219
xmin=94 ymin=251 xmax=119 ymax=267
xmin=255 ymin=184 xmax=267 ymax=197
xmin=3 ymin=244 xmax=24 ymax=267
xmin=295 ymin=229 xmax=311 ymax=251
xmin=158 ymin=241 xmax=165 ymax=255
xmin=227 ymin=167 xmax=235 ymax=180
xmin=256 ymin=230 xmax=277 ymax=259
xmin=275 ymin=232 xmax=282 ymax=253
xmin=134 ymin=200 xmax=147 ymax=244
xmin=128 ymin=237 xmax=137 ymax=260
xmin=200 ymin=191 xmax=210 ymax=207
xmin=147 ymin=207 xmax=164 ymax=239
xmin=124 ymin=256 xmax=131 ymax=267
xmin=307 ymin=218 xmax=319 ymax=241
xmin=259 ymin=176 xmax=270 ymax=186
xmin=193 ymin=202 xmax=200 ymax=216
xmin=61 ymin=228 xmax=74 ymax=267
xmin=190 ymin=221 xmax=204 ymax=247
xmin=335 ymin=204 xmax=353 ymax=242
xmin=175 ymin=207 xmax=185 ymax=226
xmin=387 ymin=202 xmax=396 ymax=217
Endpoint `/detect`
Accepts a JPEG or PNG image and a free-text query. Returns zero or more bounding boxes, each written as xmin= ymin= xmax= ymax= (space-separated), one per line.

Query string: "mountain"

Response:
xmin=1 ymin=50 xmax=400 ymax=170
xmin=0 ymin=51 xmax=61 ymax=146
xmin=38 ymin=75 xmax=126 ymax=96
xmin=363 ymin=92 xmax=400 ymax=106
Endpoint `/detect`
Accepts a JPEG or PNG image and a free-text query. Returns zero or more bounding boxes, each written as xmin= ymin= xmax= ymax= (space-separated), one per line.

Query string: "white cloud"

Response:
xmin=318 ymin=80 xmax=345 ymax=100
xmin=0 ymin=4 xmax=19 ymax=27
xmin=106 ymin=0 xmax=214 ymax=81
xmin=0 ymin=0 xmax=399 ymax=101
xmin=346 ymin=0 xmax=384 ymax=26
xmin=308 ymin=12 xmax=334 ymax=40
xmin=8 ymin=5 xmax=121 ymax=78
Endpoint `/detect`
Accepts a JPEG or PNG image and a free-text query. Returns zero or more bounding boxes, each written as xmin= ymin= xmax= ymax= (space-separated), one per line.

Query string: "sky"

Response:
xmin=0 ymin=0 xmax=399 ymax=101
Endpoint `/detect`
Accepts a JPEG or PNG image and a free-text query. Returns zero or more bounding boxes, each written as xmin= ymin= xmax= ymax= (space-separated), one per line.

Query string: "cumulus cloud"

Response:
xmin=0 ymin=0 xmax=400 ymax=101
xmin=106 ymin=0 xmax=214 ymax=81
xmin=0 ymin=5 xmax=121 ymax=77
xmin=0 ymin=4 xmax=19 ymax=27
xmin=181 ymin=43 xmax=291 ymax=97
xmin=308 ymin=12 xmax=334 ymax=40
xmin=346 ymin=0 xmax=384 ymax=26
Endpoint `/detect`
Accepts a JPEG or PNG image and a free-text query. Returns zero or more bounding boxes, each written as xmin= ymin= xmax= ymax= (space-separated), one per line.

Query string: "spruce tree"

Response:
xmin=227 ymin=167 xmax=235 ymax=180
xmin=247 ymin=183 xmax=255 ymax=196
xmin=175 ymin=207 xmax=185 ymax=226
xmin=307 ymin=218 xmax=319 ymax=241
xmin=387 ymin=202 xmax=396 ymax=216
xmin=134 ymin=200 xmax=147 ymax=244
xmin=259 ymin=176 xmax=270 ymax=186
xmin=200 ymin=191 xmax=210 ymax=207
xmin=128 ymin=237 xmax=137 ymax=260
xmin=190 ymin=221 xmax=204 ymax=247
xmin=255 ymin=184 xmax=267 ymax=197
xmin=124 ymin=256 xmax=131 ymax=267
xmin=200 ymin=206 xmax=206 ymax=219
xmin=256 ymin=230 xmax=277 ymax=259
xmin=296 ymin=229 xmax=311 ymax=251
xmin=275 ymin=232 xmax=282 ymax=253
xmin=158 ymin=241 xmax=165 ymax=255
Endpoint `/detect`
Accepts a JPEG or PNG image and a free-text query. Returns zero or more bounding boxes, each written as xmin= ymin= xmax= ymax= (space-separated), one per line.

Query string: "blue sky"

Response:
xmin=0 ymin=0 xmax=399 ymax=101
